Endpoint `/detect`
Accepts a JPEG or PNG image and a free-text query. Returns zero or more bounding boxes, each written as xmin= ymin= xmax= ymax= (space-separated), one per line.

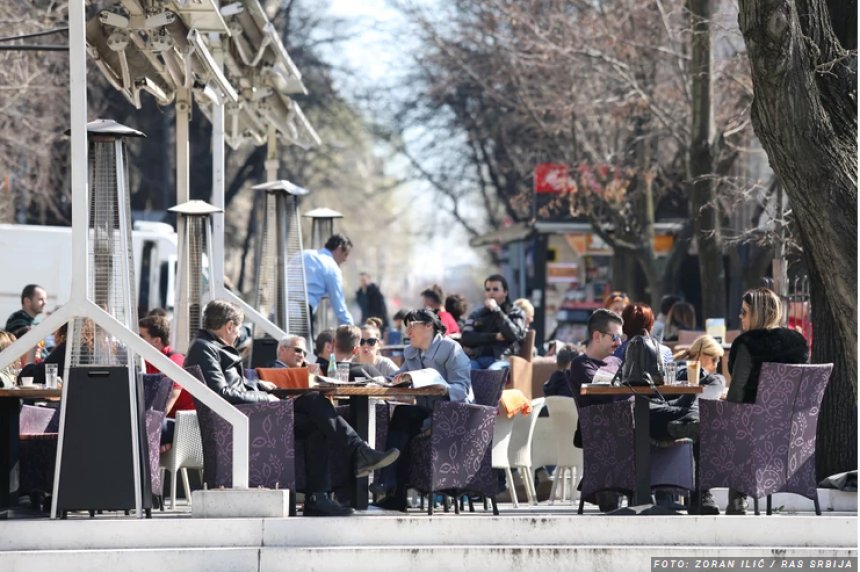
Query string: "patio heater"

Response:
xmin=249 ymin=180 xmax=311 ymax=367
xmin=169 ymin=200 xmax=222 ymax=353
xmin=303 ymin=208 xmax=343 ymax=334
xmin=58 ymin=119 xmax=150 ymax=518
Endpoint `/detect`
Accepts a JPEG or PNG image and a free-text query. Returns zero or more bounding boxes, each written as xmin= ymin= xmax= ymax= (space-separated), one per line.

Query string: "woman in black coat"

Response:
xmin=724 ymin=288 xmax=809 ymax=514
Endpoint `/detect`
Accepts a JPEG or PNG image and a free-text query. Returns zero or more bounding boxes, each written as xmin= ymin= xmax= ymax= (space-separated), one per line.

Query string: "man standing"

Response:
xmin=273 ymin=335 xmax=308 ymax=368
xmin=356 ymin=272 xmax=389 ymax=332
xmin=303 ymin=234 xmax=354 ymax=333
xmin=6 ymin=284 xmax=47 ymax=338
xmin=139 ymin=315 xmax=192 ymax=444
xmin=184 ymin=300 xmax=399 ymax=516
xmin=460 ymin=275 xmax=526 ymax=369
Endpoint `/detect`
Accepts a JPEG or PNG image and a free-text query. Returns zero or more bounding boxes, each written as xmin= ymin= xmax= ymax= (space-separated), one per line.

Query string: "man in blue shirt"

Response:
xmin=303 ymin=234 xmax=354 ymax=334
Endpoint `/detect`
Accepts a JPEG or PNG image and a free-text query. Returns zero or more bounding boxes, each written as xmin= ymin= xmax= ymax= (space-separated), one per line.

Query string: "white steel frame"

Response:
xmin=0 ymin=2 xmax=250 ymax=519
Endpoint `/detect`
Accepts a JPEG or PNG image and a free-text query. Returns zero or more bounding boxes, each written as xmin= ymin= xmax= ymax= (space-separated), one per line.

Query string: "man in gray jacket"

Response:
xmin=185 ymin=300 xmax=399 ymax=516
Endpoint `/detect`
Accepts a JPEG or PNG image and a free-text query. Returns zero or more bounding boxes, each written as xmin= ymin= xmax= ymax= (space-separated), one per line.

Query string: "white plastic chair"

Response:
xmin=491 ymin=413 xmax=519 ymax=508
xmin=544 ymin=396 xmax=584 ymax=505
xmin=530 ymin=407 xmax=558 ymax=493
xmin=159 ymin=410 xmax=204 ymax=509
xmin=508 ymin=397 xmax=546 ymax=506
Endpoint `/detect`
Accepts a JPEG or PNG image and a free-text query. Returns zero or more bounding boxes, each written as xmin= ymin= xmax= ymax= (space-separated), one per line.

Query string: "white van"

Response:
xmin=0 ymin=222 xmax=178 ymax=323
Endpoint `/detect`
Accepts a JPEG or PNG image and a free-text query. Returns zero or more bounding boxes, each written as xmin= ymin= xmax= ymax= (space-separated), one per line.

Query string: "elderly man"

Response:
xmin=273 ymin=335 xmax=308 ymax=368
xmin=185 ymin=300 xmax=399 ymax=517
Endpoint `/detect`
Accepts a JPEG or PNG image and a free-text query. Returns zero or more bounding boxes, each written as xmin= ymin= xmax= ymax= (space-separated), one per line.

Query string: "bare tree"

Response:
xmin=738 ymin=0 xmax=857 ymax=477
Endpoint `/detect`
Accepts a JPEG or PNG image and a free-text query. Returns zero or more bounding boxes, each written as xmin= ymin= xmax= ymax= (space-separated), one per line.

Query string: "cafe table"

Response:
xmin=580 ymin=383 xmax=703 ymax=513
xmin=272 ymin=384 xmax=448 ymax=510
xmin=0 ymin=387 xmax=62 ymax=515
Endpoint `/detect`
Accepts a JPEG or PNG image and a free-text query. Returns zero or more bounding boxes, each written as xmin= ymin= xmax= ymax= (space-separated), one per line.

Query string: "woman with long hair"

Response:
xmin=356 ymin=318 xmax=399 ymax=376
xmin=663 ymin=301 xmax=696 ymax=342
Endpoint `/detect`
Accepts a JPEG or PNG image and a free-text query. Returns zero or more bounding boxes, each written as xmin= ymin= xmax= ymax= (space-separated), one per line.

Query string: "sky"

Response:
xmin=322 ymin=0 xmax=485 ymax=279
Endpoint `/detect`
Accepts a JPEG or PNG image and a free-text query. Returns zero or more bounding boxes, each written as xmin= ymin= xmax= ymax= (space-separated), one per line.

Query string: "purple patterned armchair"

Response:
xmin=189 ymin=366 xmax=297 ymax=512
xmin=577 ymin=399 xmax=695 ymax=513
xmin=407 ymin=369 xmax=508 ymax=515
xmin=699 ymin=362 xmax=833 ymax=515
xmin=142 ymin=373 xmax=174 ymax=499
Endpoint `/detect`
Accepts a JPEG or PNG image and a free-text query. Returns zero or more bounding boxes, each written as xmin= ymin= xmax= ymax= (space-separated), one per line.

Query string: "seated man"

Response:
xmin=139 ymin=315 xmax=192 ymax=445
xmin=272 ymin=335 xmax=308 ymax=369
xmin=460 ymin=274 xmax=527 ymax=370
xmin=184 ymin=300 xmax=399 ymax=517
xmin=332 ymin=325 xmax=383 ymax=380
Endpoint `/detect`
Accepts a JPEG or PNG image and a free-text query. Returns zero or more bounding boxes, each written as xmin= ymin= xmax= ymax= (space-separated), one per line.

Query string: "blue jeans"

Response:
xmin=470 ymin=356 xmax=510 ymax=370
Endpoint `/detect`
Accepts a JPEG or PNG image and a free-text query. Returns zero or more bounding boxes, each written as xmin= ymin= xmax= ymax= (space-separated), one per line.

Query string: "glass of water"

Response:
xmin=663 ymin=362 xmax=678 ymax=386
xmin=337 ymin=363 xmax=350 ymax=382
xmin=45 ymin=364 xmax=58 ymax=389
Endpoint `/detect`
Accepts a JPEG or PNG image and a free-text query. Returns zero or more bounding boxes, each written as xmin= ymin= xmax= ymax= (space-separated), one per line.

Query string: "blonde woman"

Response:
xmin=672 ymin=335 xmax=725 ymax=384
xmin=0 ymin=331 xmax=19 ymax=387
xmin=356 ymin=318 xmax=399 ymax=376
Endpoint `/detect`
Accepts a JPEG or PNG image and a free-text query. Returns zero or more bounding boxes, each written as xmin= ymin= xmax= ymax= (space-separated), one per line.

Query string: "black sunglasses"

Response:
xmin=485 ymin=287 xmax=502 ymax=292
xmin=290 ymin=346 xmax=306 ymax=356
xmin=359 ymin=338 xmax=379 ymax=346
xmin=600 ymin=331 xmax=625 ymax=343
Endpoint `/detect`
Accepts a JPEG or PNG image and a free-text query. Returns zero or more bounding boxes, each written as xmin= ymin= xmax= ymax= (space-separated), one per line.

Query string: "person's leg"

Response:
xmin=470 ymin=359 xmax=485 ymax=370
xmin=294 ymin=392 xmax=364 ymax=454
xmin=374 ymin=405 xmax=428 ymax=509
xmin=487 ymin=360 xmax=510 ymax=371
xmin=293 ymin=409 xmax=331 ymax=494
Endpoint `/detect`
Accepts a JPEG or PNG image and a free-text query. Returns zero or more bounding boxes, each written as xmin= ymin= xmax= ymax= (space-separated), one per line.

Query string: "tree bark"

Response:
xmin=688 ymin=0 xmax=727 ymax=324
xmin=738 ymin=0 xmax=858 ymax=477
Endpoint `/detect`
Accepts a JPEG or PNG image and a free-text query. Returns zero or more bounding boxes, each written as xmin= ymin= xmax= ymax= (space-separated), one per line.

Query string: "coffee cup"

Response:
xmin=20 ymin=377 xmax=35 ymax=387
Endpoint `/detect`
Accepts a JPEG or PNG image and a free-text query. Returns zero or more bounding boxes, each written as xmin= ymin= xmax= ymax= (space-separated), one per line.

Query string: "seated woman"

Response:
xmin=356 ymin=318 xmax=399 ymax=376
xmin=0 ymin=331 xmax=20 ymax=387
xmin=612 ymin=303 xmax=674 ymax=363
xmin=662 ymin=301 xmax=696 ymax=342
xmin=370 ymin=308 xmax=473 ymax=511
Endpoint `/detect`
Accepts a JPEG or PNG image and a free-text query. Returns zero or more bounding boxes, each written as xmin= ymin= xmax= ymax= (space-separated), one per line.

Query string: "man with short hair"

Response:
xmin=274 ymin=335 xmax=308 ymax=369
xmin=6 ymin=284 xmax=48 ymax=338
xmin=139 ymin=315 xmax=192 ymax=444
xmin=460 ymin=275 xmax=526 ymax=369
xmin=542 ymin=344 xmax=583 ymax=399
xmin=314 ymin=329 xmax=335 ymax=375
xmin=333 ymin=324 xmax=383 ymax=380
xmin=303 ymin=234 xmax=355 ymax=333
xmin=184 ymin=300 xmax=399 ymax=517
xmin=420 ymin=285 xmax=459 ymax=335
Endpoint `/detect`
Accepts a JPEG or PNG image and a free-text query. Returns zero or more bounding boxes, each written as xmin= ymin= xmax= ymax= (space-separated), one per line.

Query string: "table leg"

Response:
xmin=633 ymin=394 xmax=651 ymax=506
xmin=348 ymin=395 xmax=369 ymax=510
xmin=0 ymin=399 xmax=21 ymax=513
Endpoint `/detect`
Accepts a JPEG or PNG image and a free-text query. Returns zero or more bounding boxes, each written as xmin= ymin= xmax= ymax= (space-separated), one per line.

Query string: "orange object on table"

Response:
xmin=499 ymin=389 xmax=532 ymax=418
xmin=256 ymin=367 xmax=309 ymax=389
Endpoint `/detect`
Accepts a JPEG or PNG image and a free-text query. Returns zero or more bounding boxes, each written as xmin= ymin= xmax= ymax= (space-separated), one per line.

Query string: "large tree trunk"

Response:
xmin=738 ymin=0 xmax=858 ymax=478
xmin=688 ymin=0 xmax=727 ymax=324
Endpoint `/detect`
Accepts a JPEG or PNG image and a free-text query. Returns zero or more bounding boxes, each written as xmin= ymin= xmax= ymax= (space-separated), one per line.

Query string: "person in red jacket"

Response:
xmin=420 ymin=285 xmax=460 ymax=335
xmin=139 ymin=315 xmax=192 ymax=444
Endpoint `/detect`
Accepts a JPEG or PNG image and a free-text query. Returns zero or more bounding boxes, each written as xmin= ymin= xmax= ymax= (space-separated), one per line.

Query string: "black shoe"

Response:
xmin=668 ymin=420 xmax=700 ymax=441
xmin=726 ymin=489 xmax=748 ymax=515
xmin=369 ymin=481 xmax=394 ymax=501
xmin=354 ymin=444 xmax=400 ymax=478
xmin=655 ymin=491 xmax=687 ymax=511
xmin=304 ymin=492 xmax=356 ymax=517
xmin=688 ymin=491 xmax=720 ymax=515
xmin=596 ymin=491 xmax=621 ymax=512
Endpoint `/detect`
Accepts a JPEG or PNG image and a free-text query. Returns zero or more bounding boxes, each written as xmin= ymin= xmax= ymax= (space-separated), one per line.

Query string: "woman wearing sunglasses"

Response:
xmin=370 ymin=308 xmax=473 ymax=511
xmin=356 ymin=318 xmax=399 ymax=376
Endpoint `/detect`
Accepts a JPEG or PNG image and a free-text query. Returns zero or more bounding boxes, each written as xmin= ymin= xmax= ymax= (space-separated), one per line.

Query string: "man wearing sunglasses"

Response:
xmin=568 ymin=309 xmax=625 ymax=410
xmin=460 ymin=274 xmax=527 ymax=369
xmin=273 ymin=335 xmax=308 ymax=369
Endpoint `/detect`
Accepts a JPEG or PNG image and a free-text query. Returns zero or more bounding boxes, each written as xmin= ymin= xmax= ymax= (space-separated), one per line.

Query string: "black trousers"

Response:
xmin=649 ymin=401 xmax=698 ymax=442
xmin=294 ymin=392 xmax=364 ymax=493
xmin=379 ymin=405 xmax=430 ymax=508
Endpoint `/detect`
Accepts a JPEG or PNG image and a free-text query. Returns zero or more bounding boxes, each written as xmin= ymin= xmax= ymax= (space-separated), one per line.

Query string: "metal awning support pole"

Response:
xmin=209 ymin=34 xmax=226 ymax=294
xmin=172 ymin=86 xmax=192 ymax=350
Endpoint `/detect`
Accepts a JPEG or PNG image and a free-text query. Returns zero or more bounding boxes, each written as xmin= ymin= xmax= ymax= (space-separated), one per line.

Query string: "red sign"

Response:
xmin=534 ymin=164 xmax=570 ymax=194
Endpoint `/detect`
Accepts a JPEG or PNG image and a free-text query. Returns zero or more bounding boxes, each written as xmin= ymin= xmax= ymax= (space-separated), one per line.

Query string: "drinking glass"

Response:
xmin=307 ymin=363 xmax=320 ymax=387
xmin=686 ymin=360 xmax=701 ymax=385
xmin=45 ymin=364 xmax=58 ymax=389
xmin=663 ymin=362 xmax=678 ymax=386
xmin=337 ymin=363 xmax=350 ymax=382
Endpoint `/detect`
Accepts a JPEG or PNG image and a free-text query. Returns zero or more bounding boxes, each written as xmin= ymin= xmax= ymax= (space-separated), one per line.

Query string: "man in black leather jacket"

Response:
xmin=460 ymin=274 xmax=527 ymax=369
xmin=185 ymin=300 xmax=399 ymax=517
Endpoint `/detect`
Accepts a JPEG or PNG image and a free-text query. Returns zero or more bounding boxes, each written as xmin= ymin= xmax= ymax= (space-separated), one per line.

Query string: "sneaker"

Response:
xmin=304 ymin=492 xmax=356 ymax=517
